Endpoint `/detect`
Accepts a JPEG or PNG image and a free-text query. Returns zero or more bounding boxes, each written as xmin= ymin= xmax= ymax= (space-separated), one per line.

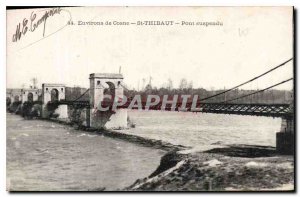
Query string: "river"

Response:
xmin=6 ymin=113 xmax=165 ymax=191
xmin=122 ymin=110 xmax=282 ymax=150
xmin=7 ymin=110 xmax=282 ymax=191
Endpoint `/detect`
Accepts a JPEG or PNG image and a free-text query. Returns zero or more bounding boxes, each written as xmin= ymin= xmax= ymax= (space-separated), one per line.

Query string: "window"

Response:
xmin=97 ymin=81 xmax=101 ymax=85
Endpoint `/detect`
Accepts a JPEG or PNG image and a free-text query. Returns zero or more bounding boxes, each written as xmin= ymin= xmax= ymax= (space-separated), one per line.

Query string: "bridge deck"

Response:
xmin=46 ymin=100 xmax=292 ymax=118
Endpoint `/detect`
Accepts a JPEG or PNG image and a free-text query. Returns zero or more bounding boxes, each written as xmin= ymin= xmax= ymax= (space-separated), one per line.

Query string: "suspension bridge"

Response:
xmin=7 ymin=58 xmax=294 ymax=154
xmin=47 ymin=58 xmax=294 ymax=118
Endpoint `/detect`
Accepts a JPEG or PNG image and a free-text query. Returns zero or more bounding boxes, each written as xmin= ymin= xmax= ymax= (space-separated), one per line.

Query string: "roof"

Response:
xmin=89 ymin=73 xmax=123 ymax=79
xmin=42 ymin=83 xmax=66 ymax=87
xmin=21 ymin=88 xmax=40 ymax=92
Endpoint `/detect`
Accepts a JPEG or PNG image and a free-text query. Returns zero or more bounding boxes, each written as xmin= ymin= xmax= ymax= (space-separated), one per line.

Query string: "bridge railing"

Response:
xmin=45 ymin=99 xmax=292 ymax=118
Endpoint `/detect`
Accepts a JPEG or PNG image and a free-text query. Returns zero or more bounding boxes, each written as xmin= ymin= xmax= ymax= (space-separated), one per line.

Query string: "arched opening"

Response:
xmin=6 ymin=97 xmax=11 ymax=106
xmin=14 ymin=95 xmax=20 ymax=102
xmin=28 ymin=92 xmax=33 ymax=102
xmin=104 ymin=82 xmax=115 ymax=98
xmin=103 ymin=82 xmax=115 ymax=106
xmin=51 ymin=89 xmax=59 ymax=102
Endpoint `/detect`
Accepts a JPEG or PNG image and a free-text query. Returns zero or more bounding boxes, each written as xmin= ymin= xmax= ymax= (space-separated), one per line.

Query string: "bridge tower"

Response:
xmin=21 ymin=88 xmax=39 ymax=103
xmin=6 ymin=91 xmax=12 ymax=102
xmin=9 ymin=91 xmax=22 ymax=104
xmin=276 ymin=115 xmax=294 ymax=155
xmin=6 ymin=90 xmax=22 ymax=113
xmin=276 ymin=90 xmax=294 ymax=155
xmin=89 ymin=73 xmax=127 ymax=129
xmin=41 ymin=83 xmax=68 ymax=120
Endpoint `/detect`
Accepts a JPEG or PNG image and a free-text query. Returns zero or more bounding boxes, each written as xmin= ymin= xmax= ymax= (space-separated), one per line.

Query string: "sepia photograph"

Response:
xmin=6 ymin=6 xmax=295 ymax=191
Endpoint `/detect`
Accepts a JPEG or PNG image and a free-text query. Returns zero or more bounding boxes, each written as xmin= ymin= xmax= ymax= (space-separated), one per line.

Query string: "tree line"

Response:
xmin=65 ymin=78 xmax=293 ymax=104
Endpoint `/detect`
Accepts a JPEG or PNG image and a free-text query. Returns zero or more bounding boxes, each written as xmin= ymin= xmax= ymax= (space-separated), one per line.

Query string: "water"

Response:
xmin=7 ymin=111 xmax=282 ymax=190
xmin=6 ymin=114 xmax=164 ymax=191
xmin=122 ymin=110 xmax=282 ymax=150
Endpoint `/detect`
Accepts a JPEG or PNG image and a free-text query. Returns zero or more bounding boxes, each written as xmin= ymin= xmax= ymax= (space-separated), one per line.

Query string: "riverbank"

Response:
xmin=44 ymin=117 xmax=190 ymax=152
xmin=126 ymin=145 xmax=294 ymax=191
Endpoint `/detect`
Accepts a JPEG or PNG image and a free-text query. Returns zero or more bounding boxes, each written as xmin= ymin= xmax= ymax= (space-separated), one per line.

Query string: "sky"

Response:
xmin=6 ymin=7 xmax=293 ymax=91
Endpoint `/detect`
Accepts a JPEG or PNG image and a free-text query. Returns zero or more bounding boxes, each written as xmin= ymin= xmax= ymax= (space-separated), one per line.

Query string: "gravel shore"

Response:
xmin=126 ymin=145 xmax=294 ymax=191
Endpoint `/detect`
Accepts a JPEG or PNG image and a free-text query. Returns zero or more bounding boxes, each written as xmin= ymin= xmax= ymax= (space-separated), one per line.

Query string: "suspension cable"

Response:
xmin=223 ymin=78 xmax=293 ymax=103
xmin=199 ymin=58 xmax=293 ymax=101
xmin=73 ymin=88 xmax=90 ymax=102
xmin=120 ymin=83 xmax=130 ymax=91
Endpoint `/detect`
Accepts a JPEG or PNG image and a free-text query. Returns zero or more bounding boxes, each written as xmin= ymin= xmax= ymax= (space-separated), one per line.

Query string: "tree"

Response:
xmin=144 ymin=84 xmax=153 ymax=92
xmin=187 ymin=81 xmax=193 ymax=94
xmin=179 ymin=78 xmax=188 ymax=90
xmin=73 ymin=86 xmax=82 ymax=100
xmin=188 ymin=81 xmax=193 ymax=89
xmin=167 ymin=78 xmax=173 ymax=91
xmin=142 ymin=78 xmax=146 ymax=90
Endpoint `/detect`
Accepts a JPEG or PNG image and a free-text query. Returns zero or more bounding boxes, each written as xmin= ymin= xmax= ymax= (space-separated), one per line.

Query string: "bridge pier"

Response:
xmin=42 ymin=84 xmax=68 ymax=120
xmin=89 ymin=73 xmax=127 ymax=129
xmin=276 ymin=116 xmax=294 ymax=155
